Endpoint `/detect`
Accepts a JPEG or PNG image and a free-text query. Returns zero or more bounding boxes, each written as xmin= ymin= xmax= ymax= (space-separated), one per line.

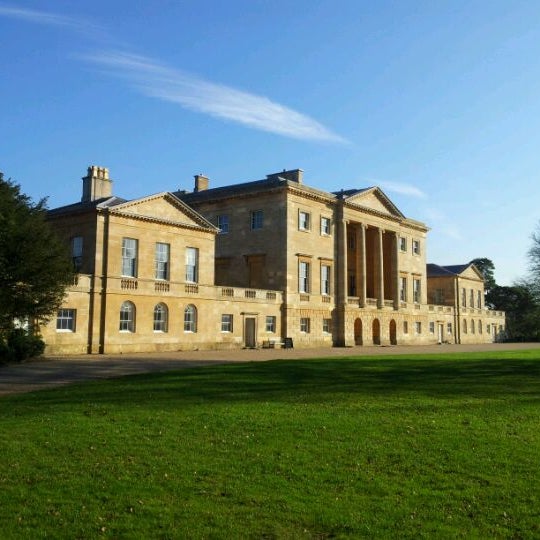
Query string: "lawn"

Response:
xmin=1 ymin=349 xmax=540 ymax=538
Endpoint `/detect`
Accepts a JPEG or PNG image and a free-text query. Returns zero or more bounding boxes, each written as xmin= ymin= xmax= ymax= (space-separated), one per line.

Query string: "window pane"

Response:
xmin=56 ymin=309 xmax=76 ymax=331
xmin=186 ymin=248 xmax=199 ymax=282
xmin=122 ymin=238 xmax=137 ymax=277
xmin=155 ymin=243 xmax=170 ymax=280
xmin=119 ymin=301 xmax=135 ymax=332
xmin=153 ymin=303 xmax=168 ymax=332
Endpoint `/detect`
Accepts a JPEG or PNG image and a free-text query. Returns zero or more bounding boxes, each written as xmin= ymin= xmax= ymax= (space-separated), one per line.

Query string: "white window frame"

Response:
xmin=399 ymin=237 xmax=407 ymax=252
xmin=415 ymin=321 xmax=422 ymax=334
xmin=300 ymin=317 xmax=310 ymax=333
xmin=299 ymin=211 xmax=310 ymax=231
xmin=155 ymin=242 xmax=170 ymax=280
xmin=320 ymin=217 xmax=331 ymax=236
xmin=321 ymin=265 xmax=331 ymax=295
xmin=323 ymin=318 xmax=332 ymax=334
xmin=221 ymin=314 xmax=233 ymax=332
xmin=265 ymin=316 xmax=276 ymax=333
xmin=299 ymin=261 xmax=310 ymax=293
xmin=429 ymin=321 xmax=435 ymax=334
xmin=121 ymin=238 xmax=138 ymax=277
xmin=185 ymin=247 xmax=199 ymax=283
xmin=184 ymin=304 xmax=197 ymax=333
xmin=119 ymin=301 xmax=135 ymax=332
xmin=412 ymin=240 xmax=420 ymax=255
xmin=56 ymin=309 xmax=76 ymax=332
xmin=400 ymin=276 xmax=407 ymax=302
xmin=413 ymin=279 xmax=421 ymax=303
xmin=153 ymin=303 xmax=168 ymax=332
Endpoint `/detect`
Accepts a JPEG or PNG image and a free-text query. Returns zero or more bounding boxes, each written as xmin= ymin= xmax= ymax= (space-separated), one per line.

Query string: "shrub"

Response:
xmin=2 ymin=329 xmax=45 ymax=362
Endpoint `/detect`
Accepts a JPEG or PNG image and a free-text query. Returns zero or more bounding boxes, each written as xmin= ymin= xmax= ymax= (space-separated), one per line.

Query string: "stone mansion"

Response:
xmin=41 ymin=166 xmax=505 ymax=354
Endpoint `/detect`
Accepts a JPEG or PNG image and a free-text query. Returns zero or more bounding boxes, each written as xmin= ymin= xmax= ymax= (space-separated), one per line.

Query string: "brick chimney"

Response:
xmin=81 ymin=166 xmax=113 ymax=202
xmin=194 ymin=174 xmax=209 ymax=192
xmin=266 ymin=168 xmax=304 ymax=184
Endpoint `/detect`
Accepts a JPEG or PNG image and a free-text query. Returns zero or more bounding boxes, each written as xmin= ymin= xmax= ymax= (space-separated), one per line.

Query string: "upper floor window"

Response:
xmin=320 ymin=217 xmax=331 ymax=236
xmin=251 ymin=210 xmax=263 ymax=230
xmin=321 ymin=265 xmax=331 ymax=295
xmin=434 ymin=288 xmax=444 ymax=304
xmin=217 ymin=214 xmax=229 ymax=234
xmin=462 ymin=288 xmax=467 ymax=307
xmin=400 ymin=276 xmax=407 ymax=302
xmin=185 ymin=247 xmax=199 ymax=283
xmin=153 ymin=303 xmax=168 ymax=332
xmin=299 ymin=211 xmax=311 ymax=231
xmin=412 ymin=240 xmax=420 ymax=255
xmin=56 ymin=308 xmax=76 ymax=332
xmin=71 ymin=236 xmax=83 ymax=272
xmin=155 ymin=242 xmax=170 ymax=280
xmin=184 ymin=304 xmax=197 ymax=332
xmin=121 ymin=238 xmax=138 ymax=277
xmin=399 ymin=237 xmax=407 ymax=252
xmin=119 ymin=301 xmax=136 ymax=332
xmin=413 ymin=278 xmax=421 ymax=303
xmin=477 ymin=290 xmax=482 ymax=309
xmin=299 ymin=261 xmax=310 ymax=293
xmin=470 ymin=289 xmax=475 ymax=308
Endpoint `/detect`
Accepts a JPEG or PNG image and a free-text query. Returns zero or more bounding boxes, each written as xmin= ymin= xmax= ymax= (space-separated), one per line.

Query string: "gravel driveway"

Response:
xmin=1 ymin=342 xmax=538 ymax=396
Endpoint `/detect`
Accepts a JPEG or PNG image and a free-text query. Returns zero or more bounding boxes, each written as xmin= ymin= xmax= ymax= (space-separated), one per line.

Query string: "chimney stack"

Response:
xmin=266 ymin=168 xmax=304 ymax=184
xmin=82 ymin=166 xmax=113 ymax=202
xmin=194 ymin=174 xmax=209 ymax=192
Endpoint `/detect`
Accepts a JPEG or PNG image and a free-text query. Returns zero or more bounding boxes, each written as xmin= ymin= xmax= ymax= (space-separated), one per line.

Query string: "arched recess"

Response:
xmin=354 ymin=318 xmax=363 ymax=345
xmin=389 ymin=319 xmax=397 ymax=345
xmin=372 ymin=319 xmax=381 ymax=345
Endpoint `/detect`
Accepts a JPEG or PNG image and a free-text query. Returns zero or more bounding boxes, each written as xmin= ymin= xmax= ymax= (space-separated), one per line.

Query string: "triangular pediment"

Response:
xmin=110 ymin=192 xmax=217 ymax=230
xmin=460 ymin=264 xmax=484 ymax=281
xmin=344 ymin=187 xmax=405 ymax=219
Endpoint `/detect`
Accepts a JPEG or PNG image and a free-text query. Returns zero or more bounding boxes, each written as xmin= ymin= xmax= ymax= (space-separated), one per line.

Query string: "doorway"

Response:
xmin=372 ymin=319 xmax=381 ymax=345
xmin=389 ymin=319 xmax=397 ymax=345
xmin=244 ymin=317 xmax=256 ymax=348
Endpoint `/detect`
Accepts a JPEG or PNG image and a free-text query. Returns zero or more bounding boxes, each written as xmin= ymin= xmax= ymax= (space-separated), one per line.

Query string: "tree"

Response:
xmin=527 ymin=221 xmax=540 ymax=301
xmin=0 ymin=172 xmax=75 ymax=357
xmin=470 ymin=257 xmax=496 ymax=295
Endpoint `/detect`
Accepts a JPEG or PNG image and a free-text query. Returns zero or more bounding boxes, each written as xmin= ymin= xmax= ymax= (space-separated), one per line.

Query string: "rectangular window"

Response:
xmin=71 ymin=236 xmax=83 ymax=271
xmin=429 ymin=321 xmax=435 ymax=334
xmin=251 ymin=210 xmax=263 ymax=230
xmin=434 ymin=289 xmax=444 ymax=304
xmin=413 ymin=279 xmax=421 ymax=303
xmin=415 ymin=321 xmax=422 ymax=334
xmin=265 ymin=316 xmax=276 ymax=333
xmin=403 ymin=321 xmax=408 ymax=334
xmin=217 ymin=214 xmax=229 ymax=234
xmin=447 ymin=322 xmax=453 ymax=334
xmin=155 ymin=242 xmax=170 ymax=280
xmin=320 ymin=217 xmax=331 ymax=235
xmin=477 ymin=290 xmax=482 ymax=309
xmin=399 ymin=276 xmax=407 ymax=302
xmin=399 ymin=237 xmax=407 ymax=252
xmin=299 ymin=211 xmax=311 ymax=231
xmin=323 ymin=318 xmax=332 ymax=333
xmin=300 ymin=317 xmax=310 ymax=333
xmin=185 ymin=247 xmax=199 ymax=283
xmin=121 ymin=238 xmax=138 ymax=277
xmin=470 ymin=289 xmax=475 ymax=308
xmin=321 ymin=265 xmax=331 ymax=295
xmin=412 ymin=240 xmax=420 ymax=255
xmin=462 ymin=288 xmax=467 ymax=307
xmin=299 ymin=261 xmax=310 ymax=293
xmin=221 ymin=314 xmax=233 ymax=332
xmin=56 ymin=309 xmax=76 ymax=332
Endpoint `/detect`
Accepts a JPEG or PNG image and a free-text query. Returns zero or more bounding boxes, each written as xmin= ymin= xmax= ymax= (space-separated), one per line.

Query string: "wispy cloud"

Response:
xmin=422 ymin=208 xmax=462 ymax=240
xmin=369 ymin=179 xmax=427 ymax=199
xmin=0 ymin=4 xmax=104 ymax=36
xmin=83 ymin=51 xmax=347 ymax=143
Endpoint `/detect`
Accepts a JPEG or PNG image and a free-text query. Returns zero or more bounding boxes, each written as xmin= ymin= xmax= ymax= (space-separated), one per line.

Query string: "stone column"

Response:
xmin=356 ymin=224 xmax=367 ymax=307
xmin=376 ymin=228 xmax=385 ymax=308
xmin=393 ymin=232 xmax=400 ymax=310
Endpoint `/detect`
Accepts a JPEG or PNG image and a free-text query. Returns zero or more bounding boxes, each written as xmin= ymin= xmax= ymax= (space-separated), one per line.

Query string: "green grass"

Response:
xmin=2 ymin=349 xmax=540 ymax=538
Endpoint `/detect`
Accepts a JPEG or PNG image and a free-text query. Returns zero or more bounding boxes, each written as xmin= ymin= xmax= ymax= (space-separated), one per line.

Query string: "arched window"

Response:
xmin=463 ymin=319 xmax=467 ymax=334
xmin=184 ymin=305 xmax=197 ymax=333
xmin=119 ymin=301 xmax=135 ymax=332
xmin=153 ymin=303 xmax=168 ymax=332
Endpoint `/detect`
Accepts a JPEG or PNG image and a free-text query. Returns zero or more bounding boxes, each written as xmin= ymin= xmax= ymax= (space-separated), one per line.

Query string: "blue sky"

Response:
xmin=1 ymin=1 xmax=539 ymax=285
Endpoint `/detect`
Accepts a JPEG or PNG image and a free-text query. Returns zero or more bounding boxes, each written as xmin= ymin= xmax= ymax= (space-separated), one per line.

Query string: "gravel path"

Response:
xmin=1 ymin=342 xmax=539 ymax=396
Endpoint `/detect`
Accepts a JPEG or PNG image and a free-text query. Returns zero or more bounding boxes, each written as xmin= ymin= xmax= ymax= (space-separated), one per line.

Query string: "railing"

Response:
xmin=121 ymin=279 xmax=138 ymax=290
xmin=366 ymin=298 xmax=377 ymax=306
xmin=245 ymin=290 xmax=256 ymax=298
xmin=322 ymin=295 xmax=331 ymax=303
xmin=384 ymin=299 xmax=394 ymax=308
xmin=155 ymin=281 xmax=170 ymax=292
xmin=185 ymin=284 xmax=199 ymax=294
xmin=299 ymin=294 xmax=310 ymax=302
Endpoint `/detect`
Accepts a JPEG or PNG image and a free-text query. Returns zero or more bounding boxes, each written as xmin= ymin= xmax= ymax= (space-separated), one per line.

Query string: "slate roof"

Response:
xmin=426 ymin=263 xmax=472 ymax=277
xmin=47 ymin=196 xmax=128 ymax=216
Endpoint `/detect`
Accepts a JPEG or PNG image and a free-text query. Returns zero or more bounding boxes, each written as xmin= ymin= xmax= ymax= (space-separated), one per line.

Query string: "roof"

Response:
xmin=47 ymin=196 xmax=128 ymax=217
xmin=427 ymin=263 xmax=479 ymax=278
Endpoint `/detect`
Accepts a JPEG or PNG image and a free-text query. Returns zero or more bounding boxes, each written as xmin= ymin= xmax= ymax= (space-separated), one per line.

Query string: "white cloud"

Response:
xmin=0 ymin=4 xmax=104 ymax=36
xmin=370 ymin=179 xmax=427 ymax=199
xmin=83 ymin=51 xmax=347 ymax=143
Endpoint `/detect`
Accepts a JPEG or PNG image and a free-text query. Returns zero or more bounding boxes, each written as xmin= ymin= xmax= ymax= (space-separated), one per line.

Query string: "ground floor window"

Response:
xmin=403 ymin=321 xmax=408 ymax=334
xmin=56 ymin=309 xmax=76 ymax=332
xmin=265 ymin=316 xmax=276 ymax=333
xmin=447 ymin=322 xmax=452 ymax=334
xmin=415 ymin=322 xmax=422 ymax=334
xmin=153 ymin=303 xmax=168 ymax=332
xmin=323 ymin=318 xmax=332 ymax=333
xmin=221 ymin=314 xmax=233 ymax=332
xmin=300 ymin=317 xmax=310 ymax=333
xmin=429 ymin=322 xmax=435 ymax=334
xmin=119 ymin=301 xmax=135 ymax=332
xmin=184 ymin=304 xmax=197 ymax=332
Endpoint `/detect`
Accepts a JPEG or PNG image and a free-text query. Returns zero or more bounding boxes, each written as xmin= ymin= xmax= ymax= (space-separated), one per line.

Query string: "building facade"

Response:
xmin=41 ymin=166 xmax=505 ymax=354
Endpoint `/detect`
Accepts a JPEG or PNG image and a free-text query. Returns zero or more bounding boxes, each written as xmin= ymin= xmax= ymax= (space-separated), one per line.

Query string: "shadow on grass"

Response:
xmin=5 ymin=354 xmax=540 ymax=412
